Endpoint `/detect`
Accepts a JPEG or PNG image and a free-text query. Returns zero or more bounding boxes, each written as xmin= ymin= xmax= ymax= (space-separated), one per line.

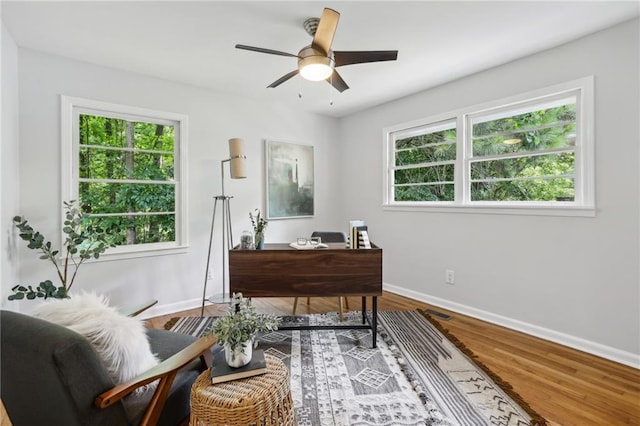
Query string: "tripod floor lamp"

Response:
xmin=201 ymin=138 xmax=246 ymax=316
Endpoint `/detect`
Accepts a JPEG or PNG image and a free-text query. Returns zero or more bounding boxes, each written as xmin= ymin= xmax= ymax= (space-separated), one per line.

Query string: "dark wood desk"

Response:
xmin=229 ymin=243 xmax=382 ymax=346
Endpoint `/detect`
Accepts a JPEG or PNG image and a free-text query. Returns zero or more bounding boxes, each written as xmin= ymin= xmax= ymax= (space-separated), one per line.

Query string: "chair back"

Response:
xmin=0 ymin=310 xmax=129 ymax=426
xmin=311 ymin=231 xmax=348 ymax=243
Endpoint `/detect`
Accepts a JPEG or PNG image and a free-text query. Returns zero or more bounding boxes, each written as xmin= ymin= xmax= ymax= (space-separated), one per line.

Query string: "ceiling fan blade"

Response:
xmin=334 ymin=50 xmax=398 ymax=67
xmin=312 ymin=8 xmax=340 ymax=55
xmin=268 ymin=70 xmax=300 ymax=88
xmin=236 ymin=44 xmax=299 ymax=58
xmin=327 ymin=70 xmax=349 ymax=93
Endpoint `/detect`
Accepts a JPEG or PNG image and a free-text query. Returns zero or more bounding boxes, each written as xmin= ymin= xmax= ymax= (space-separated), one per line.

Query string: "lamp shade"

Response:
xmin=228 ymin=138 xmax=247 ymax=179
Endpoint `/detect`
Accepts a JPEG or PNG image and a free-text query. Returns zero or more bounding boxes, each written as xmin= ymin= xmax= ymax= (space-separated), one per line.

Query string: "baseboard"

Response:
xmin=383 ymin=283 xmax=640 ymax=369
xmin=138 ymin=297 xmax=204 ymax=320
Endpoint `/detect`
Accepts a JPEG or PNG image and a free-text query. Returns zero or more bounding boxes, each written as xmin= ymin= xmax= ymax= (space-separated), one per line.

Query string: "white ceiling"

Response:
xmin=2 ymin=1 xmax=638 ymax=118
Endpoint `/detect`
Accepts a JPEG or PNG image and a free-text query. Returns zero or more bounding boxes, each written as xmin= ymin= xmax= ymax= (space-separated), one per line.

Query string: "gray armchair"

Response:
xmin=0 ymin=310 xmax=215 ymax=426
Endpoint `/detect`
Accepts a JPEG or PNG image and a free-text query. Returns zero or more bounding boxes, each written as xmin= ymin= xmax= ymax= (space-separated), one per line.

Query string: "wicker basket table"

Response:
xmin=190 ymin=353 xmax=294 ymax=426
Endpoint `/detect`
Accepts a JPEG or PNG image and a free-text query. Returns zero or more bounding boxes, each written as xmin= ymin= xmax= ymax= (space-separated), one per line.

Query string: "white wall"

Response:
xmin=339 ymin=18 xmax=640 ymax=367
xmin=1 ymin=22 xmax=20 ymax=309
xmin=9 ymin=48 xmax=342 ymax=316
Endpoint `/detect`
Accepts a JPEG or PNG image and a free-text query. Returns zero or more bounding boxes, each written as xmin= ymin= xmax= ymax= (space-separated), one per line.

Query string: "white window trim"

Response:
xmin=382 ymin=77 xmax=595 ymax=217
xmin=61 ymin=95 xmax=189 ymax=260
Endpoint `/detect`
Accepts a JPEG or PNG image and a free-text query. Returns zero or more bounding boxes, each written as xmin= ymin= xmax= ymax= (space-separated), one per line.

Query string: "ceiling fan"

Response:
xmin=235 ymin=8 xmax=398 ymax=93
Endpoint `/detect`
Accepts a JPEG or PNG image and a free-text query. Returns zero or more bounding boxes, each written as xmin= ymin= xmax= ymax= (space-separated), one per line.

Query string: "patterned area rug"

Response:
xmin=166 ymin=310 xmax=546 ymax=426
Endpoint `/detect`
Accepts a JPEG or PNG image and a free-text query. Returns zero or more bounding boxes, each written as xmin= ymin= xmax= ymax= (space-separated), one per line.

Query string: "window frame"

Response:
xmin=383 ymin=77 xmax=595 ymax=217
xmin=61 ymin=95 xmax=189 ymax=260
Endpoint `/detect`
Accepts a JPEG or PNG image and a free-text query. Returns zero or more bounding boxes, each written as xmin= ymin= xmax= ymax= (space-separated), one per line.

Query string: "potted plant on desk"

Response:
xmin=207 ymin=293 xmax=280 ymax=367
xmin=249 ymin=208 xmax=268 ymax=249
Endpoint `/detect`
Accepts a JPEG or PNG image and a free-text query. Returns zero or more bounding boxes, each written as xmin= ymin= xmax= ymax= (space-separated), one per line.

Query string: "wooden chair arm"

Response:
xmin=95 ymin=334 xmax=216 ymax=424
xmin=121 ymin=300 xmax=158 ymax=317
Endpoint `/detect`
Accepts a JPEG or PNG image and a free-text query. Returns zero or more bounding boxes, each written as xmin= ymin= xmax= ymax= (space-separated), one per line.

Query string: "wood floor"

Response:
xmin=148 ymin=291 xmax=640 ymax=426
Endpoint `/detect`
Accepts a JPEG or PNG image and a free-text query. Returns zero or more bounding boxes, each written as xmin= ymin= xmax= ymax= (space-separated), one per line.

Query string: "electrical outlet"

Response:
xmin=207 ymin=269 xmax=213 ymax=280
xmin=445 ymin=269 xmax=455 ymax=285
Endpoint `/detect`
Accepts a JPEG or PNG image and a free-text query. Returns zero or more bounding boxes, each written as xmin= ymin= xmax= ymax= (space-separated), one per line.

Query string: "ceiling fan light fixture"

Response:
xmin=236 ymin=7 xmax=397 ymax=92
xmin=299 ymin=55 xmax=334 ymax=81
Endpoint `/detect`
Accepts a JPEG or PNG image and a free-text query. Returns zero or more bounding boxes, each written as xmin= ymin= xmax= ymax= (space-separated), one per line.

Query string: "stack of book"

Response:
xmin=349 ymin=220 xmax=371 ymax=249
xmin=210 ymin=348 xmax=267 ymax=384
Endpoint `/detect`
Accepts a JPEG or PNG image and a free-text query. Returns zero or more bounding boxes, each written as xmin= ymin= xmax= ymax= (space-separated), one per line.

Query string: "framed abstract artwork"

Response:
xmin=265 ymin=140 xmax=314 ymax=219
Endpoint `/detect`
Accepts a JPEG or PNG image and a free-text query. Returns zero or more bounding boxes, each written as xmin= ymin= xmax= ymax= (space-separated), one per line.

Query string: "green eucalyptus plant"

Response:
xmin=207 ymin=293 xmax=280 ymax=358
xmin=8 ymin=200 xmax=117 ymax=301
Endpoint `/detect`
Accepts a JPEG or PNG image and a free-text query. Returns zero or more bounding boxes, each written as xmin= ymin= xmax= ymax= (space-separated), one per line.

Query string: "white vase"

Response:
xmin=224 ymin=340 xmax=253 ymax=368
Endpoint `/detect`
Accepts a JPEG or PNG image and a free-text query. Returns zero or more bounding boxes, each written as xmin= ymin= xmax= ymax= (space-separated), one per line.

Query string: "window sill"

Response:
xmin=382 ymin=203 xmax=596 ymax=217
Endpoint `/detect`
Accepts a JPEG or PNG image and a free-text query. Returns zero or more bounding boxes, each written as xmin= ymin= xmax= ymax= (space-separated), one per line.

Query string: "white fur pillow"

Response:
xmin=31 ymin=293 xmax=160 ymax=386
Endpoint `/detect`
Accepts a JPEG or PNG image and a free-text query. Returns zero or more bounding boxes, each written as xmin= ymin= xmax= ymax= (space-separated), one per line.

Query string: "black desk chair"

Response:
xmin=292 ymin=231 xmax=350 ymax=321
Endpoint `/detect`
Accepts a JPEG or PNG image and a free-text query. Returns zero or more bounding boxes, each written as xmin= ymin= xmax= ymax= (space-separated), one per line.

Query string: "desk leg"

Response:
xmin=361 ymin=296 xmax=367 ymax=324
xmin=372 ymin=296 xmax=378 ymax=348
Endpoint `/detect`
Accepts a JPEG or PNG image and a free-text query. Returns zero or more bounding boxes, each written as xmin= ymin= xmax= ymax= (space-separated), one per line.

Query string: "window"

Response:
xmin=62 ymin=96 xmax=188 ymax=258
xmin=469 ymin=95 xmax=577 ymax=203
xmin=392 ymin=119 xmax=457 ymax=202
xmin=384 ymin=77 xmax=594 ymax=216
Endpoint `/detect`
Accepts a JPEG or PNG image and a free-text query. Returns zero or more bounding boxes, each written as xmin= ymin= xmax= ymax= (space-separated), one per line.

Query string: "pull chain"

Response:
xmin=329 ymin=74 xmax=334 ymax=106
